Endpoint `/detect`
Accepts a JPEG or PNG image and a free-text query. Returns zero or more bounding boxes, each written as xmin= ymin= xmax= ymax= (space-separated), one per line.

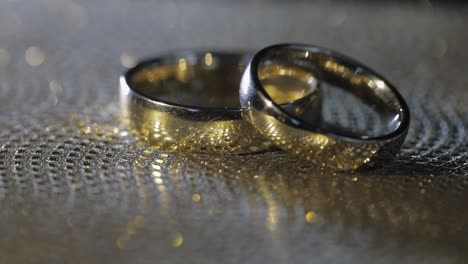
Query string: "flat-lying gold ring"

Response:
xmin=240 ymin=44 xmax=410 ymax=170
xmin=120 ymin=50 xmax=321 ymax=154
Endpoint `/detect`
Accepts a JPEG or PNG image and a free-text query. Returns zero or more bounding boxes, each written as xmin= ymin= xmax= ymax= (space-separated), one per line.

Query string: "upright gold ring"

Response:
xmin=120 ymin=50 xmax=321 ymax=154
xmin=240 ymin=44 xmax=410 ymax=170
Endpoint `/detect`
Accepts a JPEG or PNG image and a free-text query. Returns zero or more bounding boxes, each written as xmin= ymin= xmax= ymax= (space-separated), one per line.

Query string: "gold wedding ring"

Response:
xmin=120 ymin=50 xmax=321 ymax=154
xmin=240 ymin=44 xmax=410 ymax=170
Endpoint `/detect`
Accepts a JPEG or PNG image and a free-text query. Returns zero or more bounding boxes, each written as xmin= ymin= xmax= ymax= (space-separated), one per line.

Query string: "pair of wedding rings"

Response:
xmin=120 ymin=44 xmax=410 ymax=171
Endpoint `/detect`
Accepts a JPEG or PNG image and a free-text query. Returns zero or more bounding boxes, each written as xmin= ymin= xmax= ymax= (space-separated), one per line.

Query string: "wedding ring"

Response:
xmin=120 ymin=50 xmax=321 ymax=154
xmin=240 ymin=44 xmax=410 ymax=170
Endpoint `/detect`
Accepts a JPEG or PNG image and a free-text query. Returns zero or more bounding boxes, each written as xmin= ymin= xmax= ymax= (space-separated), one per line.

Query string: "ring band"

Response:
xmin=120 ymin=50 xmax=321 ymax=154
xmin=240 ymin=44 xmax=410 ymax=170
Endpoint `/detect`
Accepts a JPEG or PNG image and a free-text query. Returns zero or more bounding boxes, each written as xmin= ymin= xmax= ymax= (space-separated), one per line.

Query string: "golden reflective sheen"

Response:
xmin=121 ymin=95 xmax=270 ymax=154
xmin=121 ymin=51 xmax=320 ymax=154
xmin=244 ymin=108 xmax=389 ymax=170
xmin=259 ymin=63 xmax=318 ymax=105
xmin=241 ymin=45 xmax=409 ymax=170
xmin=1 ymin=1 xmax=467 ymax=262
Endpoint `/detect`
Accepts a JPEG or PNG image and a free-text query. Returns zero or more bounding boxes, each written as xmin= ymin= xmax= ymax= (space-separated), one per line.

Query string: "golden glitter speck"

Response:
xmin=25 ymin=46 xmax=45 ymax=66
xmin=178 ymin=58 xmax=187 ymax=71
xmin=170 ymin=232 xmax=184 ymax=248
xmin=305 ymin=211 xmax=316 ymax=223
xmin=192 ymin=193 xmax=201 ymax=202
xmin=204 ymin=52 xmax=213 ymax=66
xmin=115 ymin=215 xmax=146 ymax=249
xmin=154 ymin=178 xmax=163 ymax=185
xmin=120 ymin=53 xmax=137 ymax=68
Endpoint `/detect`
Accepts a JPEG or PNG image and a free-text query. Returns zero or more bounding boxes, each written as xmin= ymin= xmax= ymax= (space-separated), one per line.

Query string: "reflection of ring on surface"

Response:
xmin=120 ymin=50 xmax=321 ymax=154
xmin=240 ymin=44 xmax=410 ymax=170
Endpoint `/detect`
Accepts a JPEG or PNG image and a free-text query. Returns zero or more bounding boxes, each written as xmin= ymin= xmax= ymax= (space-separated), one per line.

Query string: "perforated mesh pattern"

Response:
xmin=0 ymin=1 xmax=467 ymax=263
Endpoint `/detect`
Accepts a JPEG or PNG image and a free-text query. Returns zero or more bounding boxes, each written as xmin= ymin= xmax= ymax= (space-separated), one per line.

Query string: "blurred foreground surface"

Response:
xmin=0 ymin=1 xmax=467 ymax=263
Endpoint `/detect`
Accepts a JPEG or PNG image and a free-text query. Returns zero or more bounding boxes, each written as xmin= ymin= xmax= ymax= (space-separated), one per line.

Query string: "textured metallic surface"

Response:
xmin=0 ymin=1 xmax=467 ymax=263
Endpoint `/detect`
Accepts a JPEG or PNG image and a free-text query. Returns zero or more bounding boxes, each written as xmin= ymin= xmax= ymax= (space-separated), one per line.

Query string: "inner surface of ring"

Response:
xmin=128 ymin=52 xmax=245 ymax=108
xmin=258 ymin=48 xmax=405 ymax=139
xmin=128 ymin=52 xmax=318 ymax=109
